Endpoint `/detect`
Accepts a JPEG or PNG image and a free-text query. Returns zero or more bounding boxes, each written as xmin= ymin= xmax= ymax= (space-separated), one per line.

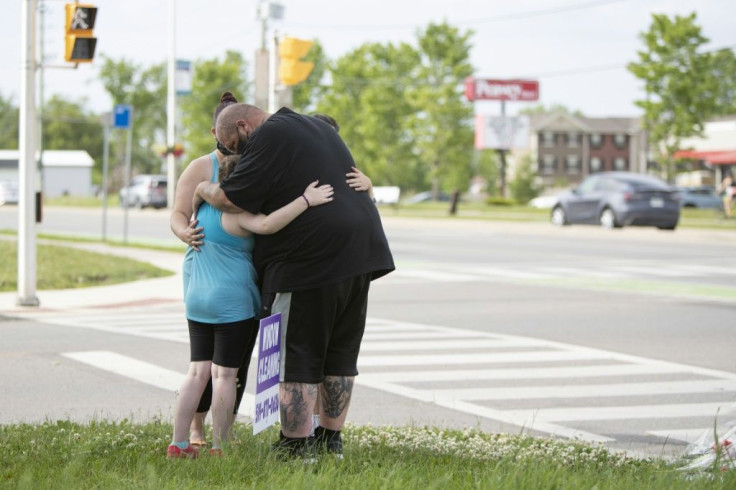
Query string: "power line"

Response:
xmin=283 ymin=0 xmax=630 ymax=31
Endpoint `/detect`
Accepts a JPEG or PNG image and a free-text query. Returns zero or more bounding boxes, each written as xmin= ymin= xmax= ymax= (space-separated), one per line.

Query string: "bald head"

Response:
xmin=215 ymin=103 xmax=270 ymax=153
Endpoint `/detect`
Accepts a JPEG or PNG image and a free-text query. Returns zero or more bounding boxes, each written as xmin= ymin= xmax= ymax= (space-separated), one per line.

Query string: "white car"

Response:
xmin=528 ymin=195 xmax=558 ymax=209
xmin=119 ymin=175 xmax=168 ymax=209
xmin=0 ymin=180 xmax=19 ymax=205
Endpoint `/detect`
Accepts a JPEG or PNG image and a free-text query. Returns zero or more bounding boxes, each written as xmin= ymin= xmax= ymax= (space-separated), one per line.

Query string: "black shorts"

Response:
xmin=264 ymin=273 xmax=371 ymax=384
xmin=188 ymin=318 xmax=258 ymax=368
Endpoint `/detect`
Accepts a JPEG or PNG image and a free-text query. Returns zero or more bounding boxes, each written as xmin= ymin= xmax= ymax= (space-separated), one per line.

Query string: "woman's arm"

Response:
xmin=346 ymin=166 xmax=375 ymax=200
xmin=170 ymin=156 xmax=210 ymax=251
xmin=225 ymin=181 xmax=334 ymax=235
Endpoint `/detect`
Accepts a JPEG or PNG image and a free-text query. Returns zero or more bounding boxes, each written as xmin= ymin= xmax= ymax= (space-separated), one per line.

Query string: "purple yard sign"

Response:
xmin=253 ymin=313 xmax=281 ymax=434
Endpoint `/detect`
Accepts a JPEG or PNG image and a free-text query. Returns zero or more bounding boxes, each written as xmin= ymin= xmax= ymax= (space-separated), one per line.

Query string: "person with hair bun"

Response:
xmin=171 ymin=91 xmax=239 ymax=449
xmin=197 ymin=103 xmax=394 ymax=461
xmin=167 ymin=92 xmax=335 ymax=458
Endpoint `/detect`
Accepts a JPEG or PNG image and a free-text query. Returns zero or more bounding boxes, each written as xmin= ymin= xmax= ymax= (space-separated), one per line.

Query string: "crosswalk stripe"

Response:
xmin=506 ymin=402 xmax=729 ymax=423
xmin=358 ymin=363 xmax=691 ymax=382
xmin=354 ymin=376 xmax=613 ymax=442
xmin=359 ymin=338 xmax=537 ymax=352
xmin=357 ymin=349 xmax=610 ymax=367
xmin=427 ymin=379 xmax=736 ymax=401
xmin=646 ymin=428 xmax=709 ymax=444
xmin=62 ymin=350 xmax=255 ymax=418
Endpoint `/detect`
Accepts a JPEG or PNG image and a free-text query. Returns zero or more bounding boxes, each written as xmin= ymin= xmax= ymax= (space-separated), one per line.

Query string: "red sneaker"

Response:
xmin=167 ymin=444 xmax=199 ymax=459
xmin=209 ymin=448 xmax=223 ymax=456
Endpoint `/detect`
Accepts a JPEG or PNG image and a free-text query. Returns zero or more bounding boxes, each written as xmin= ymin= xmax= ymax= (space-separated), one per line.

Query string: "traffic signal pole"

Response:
xmin=166 ymin=0 xmax=176 ymax=209
xmin=18 ymin=0 xmax=40 ymax=306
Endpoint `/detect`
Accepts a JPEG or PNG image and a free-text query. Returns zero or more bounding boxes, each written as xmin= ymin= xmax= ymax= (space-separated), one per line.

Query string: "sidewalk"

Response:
xmin=0 ymin=240 xmax=185 ymax=316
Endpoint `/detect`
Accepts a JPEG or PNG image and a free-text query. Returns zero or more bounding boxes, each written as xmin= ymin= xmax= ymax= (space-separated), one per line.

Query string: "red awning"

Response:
xmin=673 ymin=150 xmax=736 ymax=165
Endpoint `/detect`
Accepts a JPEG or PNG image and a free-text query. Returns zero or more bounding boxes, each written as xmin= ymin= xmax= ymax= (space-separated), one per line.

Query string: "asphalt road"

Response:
xmin=1 ymin=205 xmax=735 ymax=457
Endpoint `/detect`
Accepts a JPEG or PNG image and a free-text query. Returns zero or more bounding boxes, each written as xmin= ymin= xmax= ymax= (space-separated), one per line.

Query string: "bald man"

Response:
xmin=195 ymin=103 xmax=394 ymax=460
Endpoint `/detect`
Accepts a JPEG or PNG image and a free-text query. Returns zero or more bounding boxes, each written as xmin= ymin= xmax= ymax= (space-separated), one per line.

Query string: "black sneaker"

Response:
xmin=271 ymin=432 xmax=317 ymax=463
xmin=313 ymin=426 xmax=344 ymax=460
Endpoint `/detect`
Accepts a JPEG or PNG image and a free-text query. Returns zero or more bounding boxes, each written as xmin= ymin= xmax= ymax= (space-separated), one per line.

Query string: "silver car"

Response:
xmin=0 ymin=180 xmax=19 ymax=205
xmin=551 ymin=172 xmax=680 ymax=230
xmin=119 ymin=175 xmax=167 ymax=209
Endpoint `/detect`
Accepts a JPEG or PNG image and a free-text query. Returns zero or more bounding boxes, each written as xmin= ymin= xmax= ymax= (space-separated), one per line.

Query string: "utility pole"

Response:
xmin=18 ymin=0 xmax=39 ymax=306
xmin=166 ymin=0 xmax=176 ymax=208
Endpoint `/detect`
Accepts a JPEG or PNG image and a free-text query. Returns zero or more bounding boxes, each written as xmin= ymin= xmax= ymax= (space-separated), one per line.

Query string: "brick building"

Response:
xmin=523 ymin=113 xmax=648 ymax=187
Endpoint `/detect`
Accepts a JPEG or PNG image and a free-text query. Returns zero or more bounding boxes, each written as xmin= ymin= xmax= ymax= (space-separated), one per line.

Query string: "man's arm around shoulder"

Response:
xmin=193 ymin=181 xmax=242 ymax=214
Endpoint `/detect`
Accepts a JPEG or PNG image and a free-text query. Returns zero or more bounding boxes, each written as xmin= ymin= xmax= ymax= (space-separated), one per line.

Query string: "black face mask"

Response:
xmin=236 ymin=134 xmax=250 ymax=155
xmin=216 ymin=140 xmax=235 ymax=156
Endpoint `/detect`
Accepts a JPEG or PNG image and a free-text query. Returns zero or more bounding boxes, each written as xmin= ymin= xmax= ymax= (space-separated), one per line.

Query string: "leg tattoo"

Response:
xmin=280 ymin=383 xmax=317 ymax=433
xmin=321 ymin=376 xmax=354 ymax=419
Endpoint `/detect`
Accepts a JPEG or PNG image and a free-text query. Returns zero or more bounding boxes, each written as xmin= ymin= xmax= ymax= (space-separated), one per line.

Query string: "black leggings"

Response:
xmin=190 ymin=318 xmax=259 ymax=414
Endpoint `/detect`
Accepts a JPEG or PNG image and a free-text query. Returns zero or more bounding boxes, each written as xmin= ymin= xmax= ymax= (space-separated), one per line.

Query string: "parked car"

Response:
xmin=119 ymin=175 xmax=167 ymax=209
xmin=676 ymin=186 xmax=723 ymax=209
xmin=0 ymin=180 xmax=19 ymax=205
xmin=404 ymin=191 xmax=451 ymax=204
xmin=528 ymin=195 xmax=558 ymax=209
xmin=550 ymin=172 xmax=680 ymax=230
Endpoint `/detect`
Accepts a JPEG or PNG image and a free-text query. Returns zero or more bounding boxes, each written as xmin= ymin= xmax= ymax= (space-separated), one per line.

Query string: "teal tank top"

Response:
xmin=182 ymin=152 xmax=261 ymax=323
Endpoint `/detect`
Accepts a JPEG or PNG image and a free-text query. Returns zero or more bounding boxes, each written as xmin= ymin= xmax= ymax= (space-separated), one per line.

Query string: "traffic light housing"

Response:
xmin=65 ymin=3 xmax=97 ymax=63
xmin=278 ymin=37 xmax=314 ymax=86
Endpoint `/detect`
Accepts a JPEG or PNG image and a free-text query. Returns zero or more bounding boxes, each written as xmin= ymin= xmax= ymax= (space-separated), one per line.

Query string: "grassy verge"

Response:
xmin=2 ymin=421 xmax=730 ymax=489
xmin=378 ymin=202 xmax=736 ymax=230
xmin=0 ymin=240 xmax=173 ymax=292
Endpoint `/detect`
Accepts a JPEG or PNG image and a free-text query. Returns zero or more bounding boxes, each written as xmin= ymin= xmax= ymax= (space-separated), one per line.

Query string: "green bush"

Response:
xmin=485 ymin=196 xmax=517 ymax=206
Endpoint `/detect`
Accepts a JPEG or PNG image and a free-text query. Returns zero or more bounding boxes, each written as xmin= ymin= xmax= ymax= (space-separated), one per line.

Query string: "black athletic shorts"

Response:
xmin=263 ymin=273 xmax=371 ymax=384
xmin=188 ymin=317 xmax=258 ymax=368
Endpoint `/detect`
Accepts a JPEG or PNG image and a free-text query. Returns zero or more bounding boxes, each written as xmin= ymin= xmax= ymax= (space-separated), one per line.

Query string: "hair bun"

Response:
xmin=220 ymin=91 xmax=238 ymax=104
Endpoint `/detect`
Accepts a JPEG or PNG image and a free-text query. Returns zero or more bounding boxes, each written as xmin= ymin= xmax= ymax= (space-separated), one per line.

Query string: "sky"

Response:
xmin=1 ymin=0 xmax=734 ymax=119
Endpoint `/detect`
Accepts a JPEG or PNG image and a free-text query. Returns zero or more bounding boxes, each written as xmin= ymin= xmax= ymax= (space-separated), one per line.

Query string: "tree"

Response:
xmin=708 ymin=48 xmax=736 ymax=116
xmin=628 ymin=13 xmax=721 ymax=179
xmin=406 ymin=22 xmax=475 ymax=197
xmin=178 ymin=50 xmax=249 ymax=159
xmin=98 ymin=56 xmax=167 ymax=186
xmin=0 ymin=91 xmax=19 ymax=149
xmin=508 ymin=154 xmax=540 ymax=204
xmin=291 ymin=40 xmax=328 ymax=113
xmin=41 ymin=95 xmax=103 ymax=182
xmin=519 ymin=103 xmax=583 ymax=117
xmin=318 ymin=41 xmax=421 ymax=189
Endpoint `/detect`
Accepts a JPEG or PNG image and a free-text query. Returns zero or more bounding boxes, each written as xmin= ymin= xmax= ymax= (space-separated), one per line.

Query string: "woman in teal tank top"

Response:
xmin=168 ymin=142 xmax=334 ymax=457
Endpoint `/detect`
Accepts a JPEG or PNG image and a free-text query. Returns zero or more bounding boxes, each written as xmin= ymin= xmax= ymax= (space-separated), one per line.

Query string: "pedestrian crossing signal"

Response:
xmin=64 ymin=3 xmax=97 ymax=63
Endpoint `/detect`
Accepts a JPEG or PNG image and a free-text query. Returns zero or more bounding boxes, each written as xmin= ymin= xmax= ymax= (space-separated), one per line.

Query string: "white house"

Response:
xmin=0 ymin=150 xmax=94 ymax=198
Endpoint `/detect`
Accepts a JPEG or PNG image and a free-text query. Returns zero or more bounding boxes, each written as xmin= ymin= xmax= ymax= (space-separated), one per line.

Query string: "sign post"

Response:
xmin=465 ymin=78 xmax=539 ymax=197
xmin=253 ymin=313 xmax=282 ymax=435
xmin=113 ymin=104 xmax=132 ymax=243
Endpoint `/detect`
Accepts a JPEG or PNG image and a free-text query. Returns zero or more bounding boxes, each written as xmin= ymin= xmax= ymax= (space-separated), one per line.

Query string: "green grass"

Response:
xmin=43 ymin=195 xmax=121 ymax=207
xmin=0 ymin=240 xmax=173 ymax=292
xmin=1 ymin=421 xmax=730 ymax=489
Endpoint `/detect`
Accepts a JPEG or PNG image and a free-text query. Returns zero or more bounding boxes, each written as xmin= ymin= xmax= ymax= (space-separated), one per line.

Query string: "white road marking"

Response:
xmin=62 ymin=350 xmax=256 ymax=418
xmin=506 ymin=402 xmax=728 ymax=423
xmin=34 ymin=310 xmax=736 ymax=445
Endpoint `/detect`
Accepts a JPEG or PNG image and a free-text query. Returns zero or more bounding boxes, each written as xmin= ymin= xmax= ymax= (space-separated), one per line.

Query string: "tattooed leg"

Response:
xmin=319 ymin=376 xmax=355 ymax=430
xmin=279 ymin=382 xmax=318 ymax=438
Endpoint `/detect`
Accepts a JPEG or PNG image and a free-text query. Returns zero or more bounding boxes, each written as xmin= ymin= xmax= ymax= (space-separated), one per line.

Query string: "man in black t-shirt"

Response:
xmin=195 ymin=103 xmax=394 ymax=458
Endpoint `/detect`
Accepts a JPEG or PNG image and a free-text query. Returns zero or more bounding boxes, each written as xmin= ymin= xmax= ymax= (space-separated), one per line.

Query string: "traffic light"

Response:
xmin=64 ymin=3 xmax=97 ymax=63
xmin=278 ymin=37 xmax=314 ymax=86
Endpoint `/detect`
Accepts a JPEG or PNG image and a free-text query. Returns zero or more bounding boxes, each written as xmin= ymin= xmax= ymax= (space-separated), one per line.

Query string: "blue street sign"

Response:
xmin=113 ymin=104 xmax=132 ymax=129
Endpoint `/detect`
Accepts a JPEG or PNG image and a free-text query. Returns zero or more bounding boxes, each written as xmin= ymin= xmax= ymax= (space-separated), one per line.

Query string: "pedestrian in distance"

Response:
xmin=716 ymin=172 xmax=735 ymax=218
xmin=167 ymin=95 xmax=335 ymax=459
xmin=195 ymin=102 xmax=394 ymax=461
